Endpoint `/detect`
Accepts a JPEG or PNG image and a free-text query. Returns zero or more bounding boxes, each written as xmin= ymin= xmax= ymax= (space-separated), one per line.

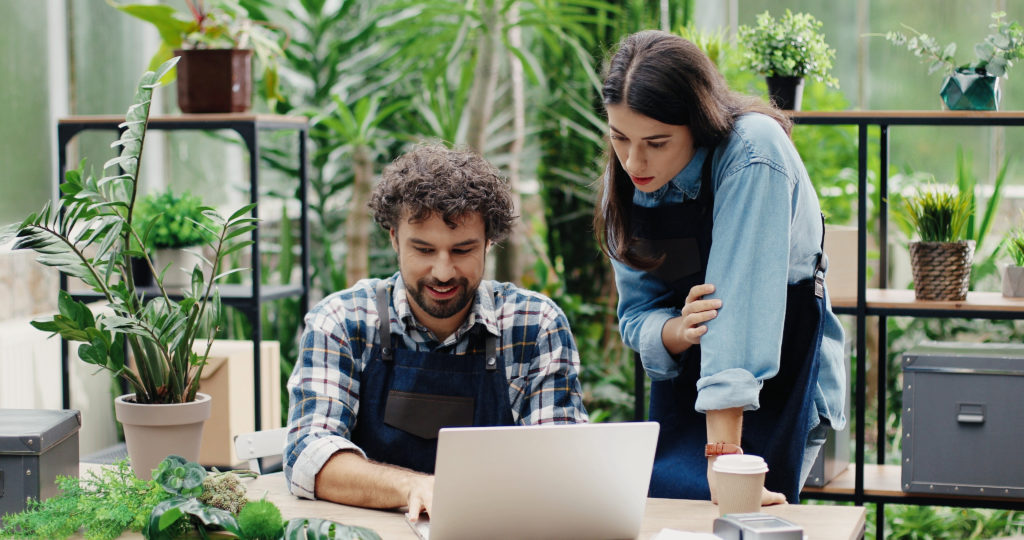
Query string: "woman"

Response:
xmin=594 ymin=30 xmax=846 ymax=504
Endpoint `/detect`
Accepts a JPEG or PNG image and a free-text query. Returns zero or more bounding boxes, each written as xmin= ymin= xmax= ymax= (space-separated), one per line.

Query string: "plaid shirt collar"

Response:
xmin=391 ymin=273 xmax=500 ymax=346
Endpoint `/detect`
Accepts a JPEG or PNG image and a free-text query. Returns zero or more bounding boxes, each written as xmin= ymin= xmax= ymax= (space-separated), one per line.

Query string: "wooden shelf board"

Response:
xmin=802 ymin=464 xmax=1024 ymax=504
xmin=826 ymin=289 xmax=1024 ymax=313
xmin=59 ymin=113 xmax=308 ymax=126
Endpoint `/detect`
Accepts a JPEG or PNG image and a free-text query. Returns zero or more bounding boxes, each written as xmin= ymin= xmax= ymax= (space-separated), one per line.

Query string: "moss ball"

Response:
xmin=236 ymin=499 xmax=284 ymax=540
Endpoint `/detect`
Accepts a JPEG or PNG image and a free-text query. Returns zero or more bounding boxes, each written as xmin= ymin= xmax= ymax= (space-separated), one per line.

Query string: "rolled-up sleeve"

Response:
xmin=612 ymin=258 xmax=687 ymax=380
xmin=284 ymin=307 xmax=367 ymax=500
xmin=695 ymin=160 xmax=792 ymax=413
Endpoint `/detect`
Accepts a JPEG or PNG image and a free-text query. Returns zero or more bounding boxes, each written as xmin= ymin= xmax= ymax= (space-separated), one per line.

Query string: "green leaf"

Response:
xmin=283 ymin=518 xmax=383 ymax=540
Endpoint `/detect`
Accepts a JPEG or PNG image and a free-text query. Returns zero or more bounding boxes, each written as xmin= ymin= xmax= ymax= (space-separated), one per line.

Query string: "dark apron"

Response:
xmin=351 ymin=282 xmax=515 ymax=473
xmin=630 ymin=150 xmax=827 ymax=503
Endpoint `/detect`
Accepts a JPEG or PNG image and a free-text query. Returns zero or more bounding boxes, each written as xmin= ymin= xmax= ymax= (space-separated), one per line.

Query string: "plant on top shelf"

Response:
xmin=893 ymin=182 xmax=975 ymax=301
xmin=0 ymin=57 xmax=256 ymax=406
xmin=737 ymin=9 xmax=839 ymax=110
xmin=110 ymin=0 xmax=285 ymax=112
xmin=883 ymin=11 xmax=1024 ymax=110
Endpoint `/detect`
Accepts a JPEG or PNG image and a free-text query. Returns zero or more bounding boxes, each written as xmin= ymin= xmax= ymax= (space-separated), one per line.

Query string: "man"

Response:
xmin=284 ymin=144 xmax=589 ymax=520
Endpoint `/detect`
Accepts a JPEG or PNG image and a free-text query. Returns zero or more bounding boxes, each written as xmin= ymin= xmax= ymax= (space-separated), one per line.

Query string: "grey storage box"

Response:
xmin=0 ymin=409 xmax=81 ymax=524
xmin=901 ymin=342 xmax=1024 ymax=498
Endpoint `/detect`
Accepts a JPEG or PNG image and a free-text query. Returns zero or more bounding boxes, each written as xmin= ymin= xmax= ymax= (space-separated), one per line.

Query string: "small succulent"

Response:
xmin=200 ymin=470 xmax=250 ymax=515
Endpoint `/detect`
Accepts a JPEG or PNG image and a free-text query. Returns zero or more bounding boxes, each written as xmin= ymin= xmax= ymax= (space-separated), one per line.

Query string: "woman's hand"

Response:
xmin=706 ymin=458 xmax=787 ymax=506
xmin=662 ymin=283 xmax=721 ymax=355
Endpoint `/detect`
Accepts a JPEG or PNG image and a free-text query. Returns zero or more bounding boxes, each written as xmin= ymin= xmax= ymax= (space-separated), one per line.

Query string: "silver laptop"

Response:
xmin=408 ymin=421 xmax=660 ymax=540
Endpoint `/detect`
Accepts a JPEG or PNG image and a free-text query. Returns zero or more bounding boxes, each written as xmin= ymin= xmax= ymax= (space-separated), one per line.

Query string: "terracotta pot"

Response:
xmin=114 ymin=392 xmax=212 ymax=480
xmin=1003 ymin=265 xmax=1024 ymax=298
xmin=766 ymin=76 xmax=805 ymax=111
xmin=908 ymin=240 xmax=974 ymax=301
xmin=174 ymin=49 xmax=253 ymax=113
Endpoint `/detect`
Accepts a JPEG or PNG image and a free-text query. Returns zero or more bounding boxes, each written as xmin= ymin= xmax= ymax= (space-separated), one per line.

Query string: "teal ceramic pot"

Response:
xmin=940 ymin=69 xmax=1001 ymax=111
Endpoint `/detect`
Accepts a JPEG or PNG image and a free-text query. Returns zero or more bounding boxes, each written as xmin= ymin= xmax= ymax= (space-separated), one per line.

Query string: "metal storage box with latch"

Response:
xmin=0 ymin=409 xmax=81 ymax=524
xmin=901 ymin=342 xmax=1024 ymax=498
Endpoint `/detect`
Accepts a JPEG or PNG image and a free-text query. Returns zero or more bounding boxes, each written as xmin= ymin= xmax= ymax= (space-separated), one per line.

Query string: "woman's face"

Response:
xmin=606 ymin=104 xmax=696 ymax=193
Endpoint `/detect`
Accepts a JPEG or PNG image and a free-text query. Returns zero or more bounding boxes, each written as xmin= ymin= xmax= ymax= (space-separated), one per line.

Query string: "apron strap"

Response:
xmin=375 ymin=281 xmax=394 ymax=362
xmin=814 ymin=213 xmax=827 ymax=299
xmin=485 ymin=332 xmax=497 ymax=371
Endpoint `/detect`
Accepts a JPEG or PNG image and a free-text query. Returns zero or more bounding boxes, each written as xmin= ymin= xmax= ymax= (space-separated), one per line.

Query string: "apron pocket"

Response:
xmin=384 ymin=390 xmax=475 ymax=440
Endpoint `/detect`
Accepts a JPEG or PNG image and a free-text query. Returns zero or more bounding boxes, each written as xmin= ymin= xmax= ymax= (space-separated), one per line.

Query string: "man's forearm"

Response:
xmin=314 ymin=450 xmax=431 ymax=509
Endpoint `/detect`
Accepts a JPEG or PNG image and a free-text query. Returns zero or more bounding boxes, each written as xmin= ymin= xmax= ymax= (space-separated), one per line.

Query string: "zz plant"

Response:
xmin=0 ymin=57 xmax=257 ymax=404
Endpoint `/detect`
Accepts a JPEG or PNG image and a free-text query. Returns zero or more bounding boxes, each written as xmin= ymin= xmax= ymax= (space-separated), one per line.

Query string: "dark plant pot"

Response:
xmin=131 ymin=256 xmax=154 ymax=287
xmin=766 ymin=76 xmax=805 ymax=111
xmin=174 ymin=49 xmax=253 ymax=113
xmin=940 ymin=69 xmax=1000 ymax=111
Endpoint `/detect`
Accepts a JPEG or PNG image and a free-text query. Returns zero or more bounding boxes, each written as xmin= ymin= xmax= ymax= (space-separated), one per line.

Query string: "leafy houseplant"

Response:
xmin=1003 ymin=218 xmax=1024 ymax=297
xmin=135 ymin=189 xmax=218 ymax=288
xmin=883 ymin=12 xmax=1024 ymax=110
xmin=110 ymin=0 xmax=284 ymax=112
xmin=0 ymin=456 xmax=379 ymax=540
xmin=0 ymin=57 xmax=256 ymax=477
xmin=893 ymin=183 xmax=975 ymax=301
xmin=737 ymin=9 xmax=839 ymax=110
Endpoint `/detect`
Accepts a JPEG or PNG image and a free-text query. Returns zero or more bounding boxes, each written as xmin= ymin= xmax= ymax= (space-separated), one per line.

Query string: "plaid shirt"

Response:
xmin=284 ymin=273 xmax=589 ymax=499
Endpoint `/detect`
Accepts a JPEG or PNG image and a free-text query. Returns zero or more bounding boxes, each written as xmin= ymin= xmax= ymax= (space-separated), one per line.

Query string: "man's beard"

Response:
xmin=409 ymin=277 xmax=475 ymax=319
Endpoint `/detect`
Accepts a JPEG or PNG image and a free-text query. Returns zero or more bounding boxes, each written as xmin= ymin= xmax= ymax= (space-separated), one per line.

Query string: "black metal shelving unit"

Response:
xmin=56 ymin=114 xmax=310 ymax=431
xmin=789 ymin=111 xmax=1024 ymax=537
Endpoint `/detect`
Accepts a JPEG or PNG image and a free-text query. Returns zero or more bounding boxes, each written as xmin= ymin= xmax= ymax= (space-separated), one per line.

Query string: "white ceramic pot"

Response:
xmin=152 ymin=247 xmax=208 ymax=289
xmin=114 ymin=392 xmax=212 ymax=480
xmin=1003 ymin=265 xmax=1024 ymax=298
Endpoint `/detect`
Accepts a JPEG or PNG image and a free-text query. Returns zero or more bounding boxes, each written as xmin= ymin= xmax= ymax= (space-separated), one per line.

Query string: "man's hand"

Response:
xmin=663 ymin=283 xmax=721 ymax=355
xmin=405 ymin=475 xmax=434 ymax=522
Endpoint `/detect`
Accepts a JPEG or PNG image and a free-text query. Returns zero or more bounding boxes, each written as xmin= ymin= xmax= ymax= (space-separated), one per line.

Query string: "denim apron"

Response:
xmin=351 ymin=281 xmax=515 ymax=473
xmin=630 ymin=149 xmax=827 ymax=503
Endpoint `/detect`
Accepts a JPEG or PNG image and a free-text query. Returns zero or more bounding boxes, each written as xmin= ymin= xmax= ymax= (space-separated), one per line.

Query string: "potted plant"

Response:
xmin=0 ymin=57 xmax=257 ymax=479
xmin=110 ymin=0 xmax=284 ymax=113
xmin=135 ymin=189 xmax=217 ymax=288
xmin=737 ymin=9 xmax=839 ymax=110
xmin=1003 ymin=218 xmax=1024 ymax=298
xmin=883 ymin=11 xmax=1024 ymax=110
xmin=893 ymin=183 xmax=974 ymax=301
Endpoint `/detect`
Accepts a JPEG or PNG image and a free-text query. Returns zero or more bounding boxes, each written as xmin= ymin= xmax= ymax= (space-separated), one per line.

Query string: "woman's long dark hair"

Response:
xmin=594 ymin=30 xmax=792 ymax=270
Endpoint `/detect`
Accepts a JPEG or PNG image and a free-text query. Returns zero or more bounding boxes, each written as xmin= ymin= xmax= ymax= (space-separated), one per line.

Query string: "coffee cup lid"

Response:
xmin=712 ymin=454 xmax=769 ymax=474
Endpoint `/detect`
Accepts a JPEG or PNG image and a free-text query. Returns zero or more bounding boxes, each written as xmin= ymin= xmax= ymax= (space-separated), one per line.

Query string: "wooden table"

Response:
xmin=78 ymin=466 xmax=865 ymax=539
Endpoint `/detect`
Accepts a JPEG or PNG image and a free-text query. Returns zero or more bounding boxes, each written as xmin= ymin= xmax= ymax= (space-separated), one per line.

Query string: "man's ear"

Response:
xmin=390 ymin=228 xmax=398 ymax=251
xmin=485 ymin=240 xmax=493 ymax=253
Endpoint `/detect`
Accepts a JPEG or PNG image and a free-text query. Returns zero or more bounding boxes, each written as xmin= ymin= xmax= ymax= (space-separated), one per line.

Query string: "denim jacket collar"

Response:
xmin=633 ymin=146 xmax=710 ymax=204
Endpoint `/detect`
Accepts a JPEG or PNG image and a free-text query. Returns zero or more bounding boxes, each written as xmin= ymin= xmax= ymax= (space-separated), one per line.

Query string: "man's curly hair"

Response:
xmin=369 ymin=144 xmax=517 ymax=243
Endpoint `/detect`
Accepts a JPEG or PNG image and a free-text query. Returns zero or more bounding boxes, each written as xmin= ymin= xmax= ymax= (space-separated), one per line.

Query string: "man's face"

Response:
xmin=391 ymin=210 xmax=488 ymax=337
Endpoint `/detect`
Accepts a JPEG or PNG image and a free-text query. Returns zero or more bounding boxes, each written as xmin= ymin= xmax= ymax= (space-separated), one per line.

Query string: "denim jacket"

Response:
xmin=612 ymin=113 xmax=846 ymax=430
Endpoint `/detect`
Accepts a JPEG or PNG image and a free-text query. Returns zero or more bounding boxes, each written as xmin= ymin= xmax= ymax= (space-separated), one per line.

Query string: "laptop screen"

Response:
xmin=416 ymin=422 xmax=660 ymax=540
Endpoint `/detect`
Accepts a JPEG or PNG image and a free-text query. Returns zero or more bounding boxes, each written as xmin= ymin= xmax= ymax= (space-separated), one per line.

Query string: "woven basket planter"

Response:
xmin=909 ymin=240 xmax=975 ymax=301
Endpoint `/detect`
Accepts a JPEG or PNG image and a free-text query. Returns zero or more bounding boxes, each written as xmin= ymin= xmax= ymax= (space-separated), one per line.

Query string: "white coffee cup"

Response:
xmin=712 ymin=454 xmax=769 ymax=516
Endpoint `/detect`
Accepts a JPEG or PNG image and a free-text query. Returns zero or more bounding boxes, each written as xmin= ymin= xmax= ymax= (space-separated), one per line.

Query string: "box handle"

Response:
xmin=956 ymin=403 xmax=985 ymax=424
